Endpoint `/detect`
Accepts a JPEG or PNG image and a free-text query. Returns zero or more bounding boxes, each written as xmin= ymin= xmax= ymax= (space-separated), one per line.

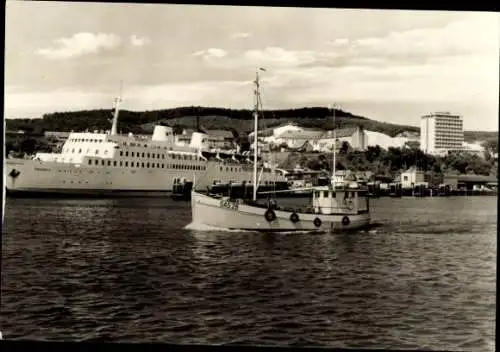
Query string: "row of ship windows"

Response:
xmin=314 ymin=191 xmax=357 ymax=198
xmin=67 ymin=139 xmax=169 ymax=150
xmin=85 ymin=159 xmax=253 ymax=173
xmin=118 ymin=151 xmax=201 ymax=160
xmin=60 ymin=180 xmax=115 ymax=185
xmin=87 ymin=159 xmax=207 ymax=170
xmin=64 ymin=148 xmax=200 ymax=160
xmin=118 ymin=141 xmax=170 ymax=149
xmin=68 ymin=138 xmax=104 ymax=143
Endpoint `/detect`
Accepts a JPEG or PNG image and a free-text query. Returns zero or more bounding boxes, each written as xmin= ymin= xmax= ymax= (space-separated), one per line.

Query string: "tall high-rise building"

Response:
xmin=420 ymin=112 xmax=464 ymax=155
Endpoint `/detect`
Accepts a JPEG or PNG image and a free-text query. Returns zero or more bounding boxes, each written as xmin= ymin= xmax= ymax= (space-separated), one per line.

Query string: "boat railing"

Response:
xmin=238 ymin=199 xmax=368 ymax=215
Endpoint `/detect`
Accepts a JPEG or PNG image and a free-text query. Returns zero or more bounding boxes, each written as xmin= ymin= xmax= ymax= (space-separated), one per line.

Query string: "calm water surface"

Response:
xmin=1 ymin=196 xmax=497 ymax=350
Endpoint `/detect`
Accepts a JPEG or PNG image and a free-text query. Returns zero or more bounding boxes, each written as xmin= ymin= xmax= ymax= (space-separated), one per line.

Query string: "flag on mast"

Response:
xmin=259 ymin=67 xmax=266 ymax=71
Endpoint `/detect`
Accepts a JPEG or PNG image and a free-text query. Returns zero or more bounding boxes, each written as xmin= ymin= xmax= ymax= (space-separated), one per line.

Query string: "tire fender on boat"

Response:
xmin=290 ymin=212 xmax=300 ymax=223
xmin=313 ymin=217 xmax=322 ymax=228
xmin=342 ymin=216 xmax=350 ymax=226
xmin=9 ymin=169 xmax=20 ymax=178
xmin=265 ymin=208 xmax=276 ymax=222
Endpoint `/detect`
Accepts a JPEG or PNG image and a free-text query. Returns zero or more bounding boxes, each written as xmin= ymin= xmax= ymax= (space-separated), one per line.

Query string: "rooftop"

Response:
xmin=457 ymin=174 xmax=497 ymax=183
xmin=205 ymin=130 xmax=234 ymax=139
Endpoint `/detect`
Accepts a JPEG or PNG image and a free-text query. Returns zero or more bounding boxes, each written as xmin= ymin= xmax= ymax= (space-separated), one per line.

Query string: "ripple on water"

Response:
xmin=2 ymin=196 xmax=496 ymax=351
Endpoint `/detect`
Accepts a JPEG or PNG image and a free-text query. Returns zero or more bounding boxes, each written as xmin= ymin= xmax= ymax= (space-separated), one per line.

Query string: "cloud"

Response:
xmin=186 ymin=14 xmax=498 ymax=107
xmin=4 ymin=88 xmax=111 ymax=118
xmin=193 ymin=15 xmax=497 ymax=72
xmin=127 ymin=80 xmax=251 ymax=108
xmin=329 ymin=15 xmax=497 ymax=64
xmin=4 ymin=81 xmax=253 ymax=118
xmin=192 ymin=48 xmax=228 ymax=64
xmin=231 ymin=32 xmax=251 ymax=39
xmin=130 ymin=34 xmax=151 ymax=47
xmin=36 ymin=32 xmax=122 ymax=59
xmin=243 ymin=47 xmax=318 ymax=67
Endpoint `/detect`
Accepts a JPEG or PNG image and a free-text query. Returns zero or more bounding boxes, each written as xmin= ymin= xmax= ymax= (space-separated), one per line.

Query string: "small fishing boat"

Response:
xmin=191 ymin=183 xmax=371 ymax=232
xmin=189 ymin=69 xmax=371 ymax=232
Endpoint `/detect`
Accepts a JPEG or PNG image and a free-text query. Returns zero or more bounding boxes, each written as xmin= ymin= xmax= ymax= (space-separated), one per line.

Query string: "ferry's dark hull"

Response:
xmin=6 ymin=188 xmax=172 ymax=198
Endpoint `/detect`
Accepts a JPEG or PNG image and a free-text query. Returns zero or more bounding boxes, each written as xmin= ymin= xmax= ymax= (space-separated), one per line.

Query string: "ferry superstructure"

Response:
xmin=5 ymin=97 xmax=286 ymax=197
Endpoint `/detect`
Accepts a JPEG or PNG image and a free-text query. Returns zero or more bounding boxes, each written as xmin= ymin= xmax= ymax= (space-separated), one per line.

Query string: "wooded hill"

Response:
xmin=5 ymin=106 xmax=497 ymax=143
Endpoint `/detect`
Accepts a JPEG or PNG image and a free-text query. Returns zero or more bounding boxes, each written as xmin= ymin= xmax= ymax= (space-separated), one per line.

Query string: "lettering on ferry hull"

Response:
xmin=220 ymin=199 xmax=239 ymax=211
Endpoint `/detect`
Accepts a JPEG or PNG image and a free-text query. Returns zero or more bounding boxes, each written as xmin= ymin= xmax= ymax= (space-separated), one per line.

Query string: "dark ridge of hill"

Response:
xmin=462 ymin=131 xmax=498 ymax=143
xmin=5 ymin=106 xmax=496 ymax=142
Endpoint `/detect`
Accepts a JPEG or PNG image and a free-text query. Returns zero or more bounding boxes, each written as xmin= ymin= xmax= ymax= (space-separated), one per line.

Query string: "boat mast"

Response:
xmin=331 ymin=103 xmax=336 ymax=187
xmin=110 ymin=80 xmax=123 ymax=136
xmin=252 ymin=68 xmax=265 ymax=201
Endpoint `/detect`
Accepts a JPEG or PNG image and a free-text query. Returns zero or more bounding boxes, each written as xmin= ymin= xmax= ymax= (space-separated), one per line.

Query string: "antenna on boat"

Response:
xmin=330 ymin=103 xmax=337 ymax=188
xmin=110 ymin=80 xmax=123 ymax=136
xmin=252 ymin=68 xmax=265 ymax=201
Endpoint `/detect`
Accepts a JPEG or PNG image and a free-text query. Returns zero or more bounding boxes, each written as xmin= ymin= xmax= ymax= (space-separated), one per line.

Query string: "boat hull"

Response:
xmin=5 ymin=188 xmax=171 ymax=198
xmin=4 ymin=158 xmax=285 ymax=198
xmin=191 ymin=192 xmax=371 ymax=232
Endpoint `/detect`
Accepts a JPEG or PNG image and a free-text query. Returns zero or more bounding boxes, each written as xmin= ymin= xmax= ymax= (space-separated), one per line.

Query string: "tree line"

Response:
xmin=281 ymin=144 xmax=496 ymax=179
xmin=6 ymin=106 xmax=495 ymax=143
xmin=6 ymin=106 xmax=419 ymax=138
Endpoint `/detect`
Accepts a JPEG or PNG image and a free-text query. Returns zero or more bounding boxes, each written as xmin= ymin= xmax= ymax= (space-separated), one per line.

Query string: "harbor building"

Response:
xmin=400 ymin=166 xmax=425 ymax=189
xmin=420 ymin=112 xmax=464 ymax=155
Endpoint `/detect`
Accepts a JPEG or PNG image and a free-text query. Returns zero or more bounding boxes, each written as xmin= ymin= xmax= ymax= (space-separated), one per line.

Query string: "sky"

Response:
xmin=4 ymin=2 xmax=500 ymax=131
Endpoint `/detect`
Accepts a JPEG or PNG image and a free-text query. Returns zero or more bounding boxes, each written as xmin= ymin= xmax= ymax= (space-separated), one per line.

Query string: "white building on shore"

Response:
xmin=420 ymin=112 xmax=464 ymax=155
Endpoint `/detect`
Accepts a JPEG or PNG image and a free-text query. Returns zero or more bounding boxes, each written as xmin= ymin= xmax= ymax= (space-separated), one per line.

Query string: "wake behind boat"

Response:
xmin=190 ymin=69 xmax=371 ymax=233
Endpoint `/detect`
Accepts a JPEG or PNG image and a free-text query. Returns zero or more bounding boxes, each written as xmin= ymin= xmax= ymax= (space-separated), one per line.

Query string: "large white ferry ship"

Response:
xmin=5 ymin=96 xmax=286 ymax=197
